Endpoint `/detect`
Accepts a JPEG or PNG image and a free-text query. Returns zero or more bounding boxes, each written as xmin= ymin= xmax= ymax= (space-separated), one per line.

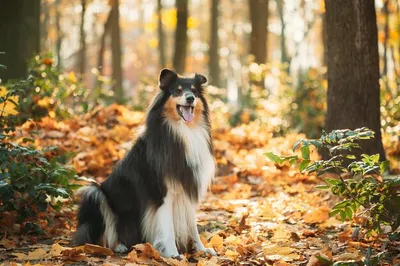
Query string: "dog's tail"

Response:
xmin=74 ymin=184 xmax=105 ymax=246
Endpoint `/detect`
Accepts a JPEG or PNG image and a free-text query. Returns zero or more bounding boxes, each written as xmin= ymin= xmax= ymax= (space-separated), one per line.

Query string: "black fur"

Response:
xmin=75 ymin=70 xmax=212 ymax=250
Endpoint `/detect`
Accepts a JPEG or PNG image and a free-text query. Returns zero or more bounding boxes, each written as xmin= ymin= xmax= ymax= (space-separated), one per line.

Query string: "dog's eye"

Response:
xmin=174 ymin=89 xmax=183 ymax=96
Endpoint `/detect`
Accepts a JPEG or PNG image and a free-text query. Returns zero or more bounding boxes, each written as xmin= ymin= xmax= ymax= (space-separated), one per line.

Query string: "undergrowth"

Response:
xmin=0 ymin=60 xmax=79 ymax=235
xmin=266 ymin=128 xmax=400 ymax=234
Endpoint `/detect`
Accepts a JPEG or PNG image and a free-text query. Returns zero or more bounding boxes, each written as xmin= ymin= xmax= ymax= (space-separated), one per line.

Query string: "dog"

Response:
xmin=74 ymin=69 xmax=216 ymax=258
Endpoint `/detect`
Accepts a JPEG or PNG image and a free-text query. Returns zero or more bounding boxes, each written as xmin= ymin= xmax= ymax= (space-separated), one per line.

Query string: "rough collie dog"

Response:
xmin=74 ymin=69 xmax=216 ymax=258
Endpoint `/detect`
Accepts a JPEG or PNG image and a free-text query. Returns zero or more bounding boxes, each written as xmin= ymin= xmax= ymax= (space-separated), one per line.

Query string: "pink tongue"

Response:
xmin=182 ymin=107 xmax=194 ymax=122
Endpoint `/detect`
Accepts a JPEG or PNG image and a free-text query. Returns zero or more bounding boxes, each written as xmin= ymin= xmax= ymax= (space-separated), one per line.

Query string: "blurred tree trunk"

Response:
xmin=97 ymin=9 xmax=112 ymax=76
xmin=382 ymin=0 xmax=389 ymax=76
xmin=173 ymin=0 xmax=188 ymax=73
xmin=78 ymin=0 xmax=87 ymax=77
xmin=0 ymin=0 xmax=40 ymax=81
xmin=41 ymin=1 xmax=49 ymax=51
xmin=322 ymin=12 xmax=327 ymax=66
xmin=276 ymin=0 xmax=287 ymax=64
xmin=324 ymin=0 xmax=386 ymax=160
xmin=249 ymin=0 xmax=268 ymax=64
xmin=55 ymin=0 xmax=63 ymax=69
xmin=157 ymin=0 xmax=166 ymax=68
xmin=111 ymin=0 xmax=124 ymax=103
xmin=208 ymin=0 xmax=221 ymax=87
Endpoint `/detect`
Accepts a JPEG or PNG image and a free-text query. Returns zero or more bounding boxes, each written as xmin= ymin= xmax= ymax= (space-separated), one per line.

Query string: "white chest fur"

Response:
xmin=170 ymin=121 xmax=215 ymax=199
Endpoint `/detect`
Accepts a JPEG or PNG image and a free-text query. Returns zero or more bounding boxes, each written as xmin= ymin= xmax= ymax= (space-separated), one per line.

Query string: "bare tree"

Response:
xmin=173 ymin=0 xmax=188 ymax=73
xmin=157 ymin=0 xmax=166 ymax=68
xmin=0 ymin=0 xmax=40 ymax=81
xmin=249 ymin=0 xmax=268 ymax=64
xmin=276 ymin=0 xmax=287 ymax=64
xmin=324 ymin=0 xmax=385 ymax=160
xmin=382 ymin=0 xmax=389 ymax=76
xmin=97 ymin=10 xmax=112 ymax=76
xmin=208 ymin=0 xmax=221 ymax=87
xmin=111 ymin=0 xmax=124 ymax=103
xmin=78 ymin=0 xmax=87 ymax=77
xmin=55 ymin=0 xmax=63 ymax=69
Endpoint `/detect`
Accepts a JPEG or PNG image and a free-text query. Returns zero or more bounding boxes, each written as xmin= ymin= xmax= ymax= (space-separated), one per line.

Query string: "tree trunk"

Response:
xmin=324 ymin=0 xmax=386 ymax=160
xmin=97 ymin=9 xmax=112 ymax=76
xmin=249 ymin=0 xmax=268 ymax=64
xmin=173 ymin=0 xmax=188 ymax=73
xmin=55 ymin=0 xmax=63 ymax=69
xmin=78 ymin=0 xmax=87 ymax=77
xmin=322 ymin=12 xmax=328 ymax=66
xmin=0 ymin=0 xmax=40 ymax=81
xmin=111 ymin=0 xmax=124 ymax=103
xmin=208 ymin=0 xmax=221 ymax=87
xmin=382 ymin=0 xmax=389 ymax=76
xmin=276 ymin=0 xmax=287 ymax=64
xmin=157 ymin=0 xmax=166 ymax=68
xmin=41 ymin=1 xmax=49 ymax=51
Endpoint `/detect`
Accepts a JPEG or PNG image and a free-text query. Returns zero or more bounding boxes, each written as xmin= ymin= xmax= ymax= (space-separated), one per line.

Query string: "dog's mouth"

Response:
xmin=176 ymin=105 xmax=195 ymax=122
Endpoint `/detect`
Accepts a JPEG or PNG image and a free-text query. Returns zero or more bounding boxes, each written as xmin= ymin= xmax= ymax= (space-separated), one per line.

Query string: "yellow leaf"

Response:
xmin=0 ymin=87 xmax=19 ymax=116
xmin=263 ymin=244 xmax=295 ymax=255
xmin=208 ymin=235 xmax=223 ymax=250
xmin=225 ymin=249 xmax=239 ymax=260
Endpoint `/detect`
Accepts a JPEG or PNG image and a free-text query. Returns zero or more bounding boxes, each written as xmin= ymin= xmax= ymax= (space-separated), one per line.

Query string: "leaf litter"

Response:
xmin=1 ymin=104 xmax=399 ymax=265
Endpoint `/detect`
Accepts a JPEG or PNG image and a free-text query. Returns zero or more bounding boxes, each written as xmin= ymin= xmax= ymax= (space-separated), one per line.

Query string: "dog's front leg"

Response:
xmin=149 ymin=194 xmax=181 ymax=258
xmin=188 ymin=207 xmax=216 ymax=256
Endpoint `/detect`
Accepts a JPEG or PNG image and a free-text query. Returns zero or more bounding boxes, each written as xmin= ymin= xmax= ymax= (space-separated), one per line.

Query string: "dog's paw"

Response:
xmin=114 ymin=243 xmax=128 ymax=253
xmin=172 ymin=254 xmax=185 ymax=260
xmin=203 ymin=247 xmax=217 ymax=256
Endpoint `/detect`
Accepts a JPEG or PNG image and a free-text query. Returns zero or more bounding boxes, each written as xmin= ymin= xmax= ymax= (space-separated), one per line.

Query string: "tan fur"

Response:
xmin=165 ymin=97 xmax=181 ymax=122
xmin=164 ymin=96 xmax=204 ymax=128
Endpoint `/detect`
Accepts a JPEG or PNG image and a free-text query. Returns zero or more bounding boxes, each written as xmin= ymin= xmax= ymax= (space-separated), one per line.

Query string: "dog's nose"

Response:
xmin=186 ymin=96 xmax=195 ymax=104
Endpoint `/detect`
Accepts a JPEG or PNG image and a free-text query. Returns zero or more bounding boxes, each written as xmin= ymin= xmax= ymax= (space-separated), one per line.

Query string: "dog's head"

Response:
xmin=159 ymin=68 xmax=207 ymax=124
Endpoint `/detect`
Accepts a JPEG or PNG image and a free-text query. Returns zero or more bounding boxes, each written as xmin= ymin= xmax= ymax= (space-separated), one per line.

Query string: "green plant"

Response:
xmin=266 ymin=128 xmax=400 ymax=233
xmin=0 ymin=75 xmax=79 ymax=234
xmin=3 ymin=53 xmax=115 ymax=122
xmin=291 ymin=68 xmax=327 ymax=138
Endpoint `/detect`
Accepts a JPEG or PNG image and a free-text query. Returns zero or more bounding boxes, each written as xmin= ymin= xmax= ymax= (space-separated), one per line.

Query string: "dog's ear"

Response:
xmin=159 ymin=68 xmax=177 ymax=90
xmin=195 ymin=73 xmax=207 ymax=85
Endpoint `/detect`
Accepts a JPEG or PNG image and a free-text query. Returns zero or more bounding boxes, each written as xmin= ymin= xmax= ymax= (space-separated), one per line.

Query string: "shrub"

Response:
xmin=266 ymin=128 xmax=400 ymax=233
xmin=4 ymin=53 xmax=114 ymax=122
xmin=291 ymin=68 xmax=327 ymax=138
xmin=0 ymin=71 xmax=79 ymax=234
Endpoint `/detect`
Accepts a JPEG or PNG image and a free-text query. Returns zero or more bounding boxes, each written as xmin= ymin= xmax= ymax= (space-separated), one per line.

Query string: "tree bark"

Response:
xmin=324 ymin=0 xmax=386 ymax=160
xmin=0 ymin=0 xmax=40 ymax=81
xmin=97 ymin=9 xmax=112 ymax=76
xmin=173 ymin=0 xmax=188 ymax=73
xmin=382 ymin=0 xmax=389 ymax=76
xmin=276 ymin=0 xmax=287 ymax=64
xmin=249 ymin=0 xmax=268 ymax=64
xmin=321 ymin=12 xmax=328 ymax=66
xmin=55 ymin=0 xmax=63 ymax=69
xmin=78 ymin=0 xmax=87 ymax=77
xmin=157 ymin=0 xmax=166 ymax=68
xmin=111 ymin=0 xmax=124 ymax=103
xmin=41 ymin=0 xmax=49 ymax=51
xmin=208 ymin=0 xmax=221 ymax=87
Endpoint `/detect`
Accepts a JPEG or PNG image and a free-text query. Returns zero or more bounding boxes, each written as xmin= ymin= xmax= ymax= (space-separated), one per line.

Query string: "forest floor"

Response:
xmin=0 ymin=104 xmax=399 ymax=266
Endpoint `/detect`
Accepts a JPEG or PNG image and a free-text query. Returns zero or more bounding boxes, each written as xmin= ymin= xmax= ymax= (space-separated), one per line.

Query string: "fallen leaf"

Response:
xmin=11 ymin=248 xmax=48 ymax=260
xmin=49 ymin=243 xmax=65 ymax=257
xmin=0 ymin=238 xmax=16 ymax=249
xmin=333 ymin=252 xmax=363 ymax=261
xmin=225 ymin=249 xmax=240 ymax=260
xmin=263 ymin=244 xmax=295 ymax=256
xmin=208 ymin=235 xmax=224 ymax=250
xmin=84 ymin=243 xmax=114 ymax=256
